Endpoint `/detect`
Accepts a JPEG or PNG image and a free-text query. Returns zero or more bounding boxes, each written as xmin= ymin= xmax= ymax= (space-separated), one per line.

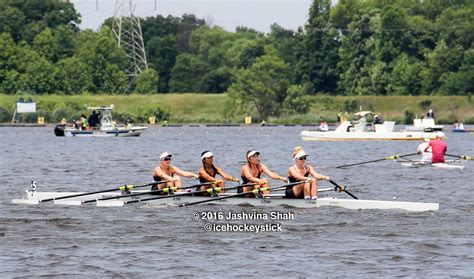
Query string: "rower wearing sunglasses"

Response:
xmin=152 ymin=152 xmax=199 ymax=194
xmin=197 ymin=151 xmax=240 ymax=195
xmin=240 ymin=150 xmax=287 ymax=197
xmin=286 ymin=146 xmax=330 ymax=200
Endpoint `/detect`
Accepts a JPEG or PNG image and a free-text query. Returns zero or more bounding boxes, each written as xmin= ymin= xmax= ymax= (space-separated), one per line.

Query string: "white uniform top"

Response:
xmin=417 ymin=142 xmax=432 ymax=163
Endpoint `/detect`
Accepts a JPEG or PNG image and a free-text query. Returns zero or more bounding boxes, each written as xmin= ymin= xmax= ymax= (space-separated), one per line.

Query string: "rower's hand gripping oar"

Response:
xmin=335 ymin=153 xmax=418 ymax=168
xmin=329 ymin=180 xmax=358 ymax=199
xmin=179 ymin=181 xmax=304 ymax=207
xmin=96 ymin=182 xmax=258 ymax=207
xmin=35 ymin=181 xmax=166 ymax=204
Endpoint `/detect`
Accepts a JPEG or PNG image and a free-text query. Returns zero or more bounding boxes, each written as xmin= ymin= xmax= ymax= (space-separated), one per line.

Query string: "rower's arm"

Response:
xmin=153 ymin=167 xmax=174 ymax=182
xmin=308 ymin=165 xmax=329 ymax=180
xmin=216 ymin=166 xmax=239 ymax=182
xmin=173 ymin=166 xmax=199 ymax=179
xmin=242 ymin=165 xmax=264 ymax=184
xmin=288 ymin=166 xmax=307 ymax=181
xmin=261 ymin=164 xmax=287 ymax=182
xmin=198 ymin=167 xmax=220 ymax=183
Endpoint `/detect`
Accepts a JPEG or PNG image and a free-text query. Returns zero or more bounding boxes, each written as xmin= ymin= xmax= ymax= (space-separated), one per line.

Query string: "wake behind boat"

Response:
xmin=54 ymin=106 xmax=146 ymax=137
xmin=12 ymin=182 xmax=439 ymax=212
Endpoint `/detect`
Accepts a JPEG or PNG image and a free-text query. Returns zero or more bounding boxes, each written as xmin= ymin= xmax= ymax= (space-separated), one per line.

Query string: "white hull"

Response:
xmin=401 ymin=161 xmax=464 ymax=170
xmin=63 ymin=126 xmax=146 ymax=137
xmin=12 ymin=190 xmax=439 ymax=212
xmin=301 ymin=130 xmax=431 ymax=141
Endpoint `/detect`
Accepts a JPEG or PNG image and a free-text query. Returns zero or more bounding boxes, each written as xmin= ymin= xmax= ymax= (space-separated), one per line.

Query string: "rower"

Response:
xmin=425 ymin=132 xmax=447 ymax=164
xmin=240 ymin=150 xmax=287 ymax=197
xmin=152 ymin=152 xmax=199 ymax=194
xmin=286 ymin=146 xmax=329 ymax=200
xmin=197 ymin=151 xmax=239 ymax=196
xmin=417 ymin=134 xmax=432 ymax=164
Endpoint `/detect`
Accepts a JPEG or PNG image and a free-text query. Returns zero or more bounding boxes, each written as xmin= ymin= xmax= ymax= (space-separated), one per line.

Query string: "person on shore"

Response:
xmin=240 ymin=150 xmax=287 ymax=196
xmin=152 ymin=152 xmax=199 ymax=194
xmin=417 ymin=134 xmax=432 ymax=164
xmin=197 ymin=151 xmax=240 ymax=196
xmin=425 ymin=132 xmax=447 ymax=164
xmin=286 ymin=146 xmax=330 ymax=200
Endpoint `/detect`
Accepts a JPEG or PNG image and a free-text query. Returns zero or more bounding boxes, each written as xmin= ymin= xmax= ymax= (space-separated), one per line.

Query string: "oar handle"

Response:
xmin=329 ymin=180 xmax=358 ymax=199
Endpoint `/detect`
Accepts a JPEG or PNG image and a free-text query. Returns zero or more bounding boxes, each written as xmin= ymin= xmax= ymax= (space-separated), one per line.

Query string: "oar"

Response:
xmin=29 ymin=181 xmax=167 ymax=205
xmin=329 ymin=180 xmax=358 ymax=199
xmin=179 ymin=181 xmax=304 ymax=207
xmin=445 ymin=154 xmax=473 ymax=160
xmin=97 ymin=182 xmax=258 ymax=207
xmin=335 ymin=153 xmax=418 ymax=168
xmin=59 ymin=182 xmax=215 ymax=205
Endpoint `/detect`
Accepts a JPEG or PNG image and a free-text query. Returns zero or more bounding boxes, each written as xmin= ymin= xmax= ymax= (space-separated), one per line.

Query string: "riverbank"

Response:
xmin=0 ymin=94 xmax=473 ymax=124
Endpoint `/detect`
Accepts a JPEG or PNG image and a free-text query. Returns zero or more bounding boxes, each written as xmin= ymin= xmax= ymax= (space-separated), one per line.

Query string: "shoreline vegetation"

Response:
xmin=1 ymin=94 xmax=473 ymax=125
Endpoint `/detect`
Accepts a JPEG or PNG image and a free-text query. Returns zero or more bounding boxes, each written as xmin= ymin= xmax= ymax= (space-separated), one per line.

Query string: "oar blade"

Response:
xmin=54 ymin=200 xmax=83 ymax=206
xmin=96 ymin=200 xmax=125 ymax=207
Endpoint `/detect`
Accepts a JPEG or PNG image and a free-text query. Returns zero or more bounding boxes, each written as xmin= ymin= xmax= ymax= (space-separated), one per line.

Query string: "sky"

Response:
xmin=71 ymin=0 xmax=313 ymax=33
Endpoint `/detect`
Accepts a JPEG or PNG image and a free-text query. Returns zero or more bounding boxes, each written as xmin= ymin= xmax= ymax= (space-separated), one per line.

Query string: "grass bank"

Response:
xmin=0 ymin=94 xmax=473 ymax=124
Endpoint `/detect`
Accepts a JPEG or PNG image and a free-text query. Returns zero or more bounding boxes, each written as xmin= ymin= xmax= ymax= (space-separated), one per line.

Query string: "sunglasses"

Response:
xmin=299 ymin=156 xmax=307 ymax=160
xmin=163 ymin=157 xmax=172 ymax=161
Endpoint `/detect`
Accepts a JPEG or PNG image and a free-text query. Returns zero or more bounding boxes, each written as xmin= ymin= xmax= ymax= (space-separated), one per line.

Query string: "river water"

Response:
xmin=1 ymin=126 xmax=472 ymax=277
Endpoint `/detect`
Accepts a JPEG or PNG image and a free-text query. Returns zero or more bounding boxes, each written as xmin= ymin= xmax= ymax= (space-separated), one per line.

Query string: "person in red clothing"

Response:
xmin=425 ymin=132 xmax=447 ymax=163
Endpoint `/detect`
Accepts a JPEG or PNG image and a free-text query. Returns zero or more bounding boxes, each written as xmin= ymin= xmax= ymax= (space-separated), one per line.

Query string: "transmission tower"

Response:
xmin=112 ymin=0 xmax=148 ymax=90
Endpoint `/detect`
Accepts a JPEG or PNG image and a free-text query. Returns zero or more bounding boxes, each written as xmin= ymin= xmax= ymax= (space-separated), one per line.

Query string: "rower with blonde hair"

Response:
xmin=286 ymin=146 xmax=329 ymax=200
xmin=152 ymin=152 xmax=199 ymax=194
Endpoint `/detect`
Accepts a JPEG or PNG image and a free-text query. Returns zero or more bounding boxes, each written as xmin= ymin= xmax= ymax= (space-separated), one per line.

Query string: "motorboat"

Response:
xmin=301 ymin=111 xmax=436 ymax=141
xmin=404 ymin=118 xmax=444 ymax=132
xmin=54 ymin=106 xmax=146 ymax=137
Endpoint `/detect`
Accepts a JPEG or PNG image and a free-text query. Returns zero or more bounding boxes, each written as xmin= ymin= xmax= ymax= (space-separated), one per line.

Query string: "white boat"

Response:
xmin=404 ymin=118 xmax=444 ymax=132
xmin=54 ymin=106 xmax=146 ymax=137
xmin=302 ymin=112 xmax=435 ymax=141
xmin=12 ymin=189 xmax=439 ymax=212
xmin=400 ymin=160 xmax=464 ymax=170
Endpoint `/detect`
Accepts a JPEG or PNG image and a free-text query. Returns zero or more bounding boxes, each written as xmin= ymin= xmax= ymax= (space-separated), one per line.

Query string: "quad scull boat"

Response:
xmin=12 ymin=185 xmax=439 ymax=212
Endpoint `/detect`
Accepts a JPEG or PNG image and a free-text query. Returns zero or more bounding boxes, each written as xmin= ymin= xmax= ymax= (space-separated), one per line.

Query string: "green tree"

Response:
xmin=0 ymin=0 xmax=80 ymax=43
xmin=54 ymin=57 xmax=94 ymax=94
xmin=283 ymin=85 xmax=310 ymax=114
xmin=227 ymin=55 xmax=290 ymax=120
xmin=75 ymin=28 xmax=127 ymax=93
xmin=169 ymin=53 xmax=208 ymax=92
xmin=296 ymin=0 xmax=340 ymax=94
xmin=135 ymin=68 xmax=159 ymax=94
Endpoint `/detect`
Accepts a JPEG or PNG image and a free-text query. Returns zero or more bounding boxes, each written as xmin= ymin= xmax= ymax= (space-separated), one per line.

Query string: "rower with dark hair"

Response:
xmin=197 ymin=151 xmax=239 ymax=196
xmin=240 ymin=150 xmax=287 ymax=196
xmin=152 ymin=152 xmax=199 ymax=194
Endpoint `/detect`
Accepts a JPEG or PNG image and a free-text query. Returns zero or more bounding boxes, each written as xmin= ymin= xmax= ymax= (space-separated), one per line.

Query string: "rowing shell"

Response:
xmin=400 ymin=161 xmax=464 ymax=170
xmin=12 ymin=190 xmax=439 ymax=212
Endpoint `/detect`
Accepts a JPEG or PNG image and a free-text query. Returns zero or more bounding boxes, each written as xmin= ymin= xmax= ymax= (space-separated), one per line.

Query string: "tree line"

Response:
xmin=0 ymin=0 xmax=472 ymax=120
